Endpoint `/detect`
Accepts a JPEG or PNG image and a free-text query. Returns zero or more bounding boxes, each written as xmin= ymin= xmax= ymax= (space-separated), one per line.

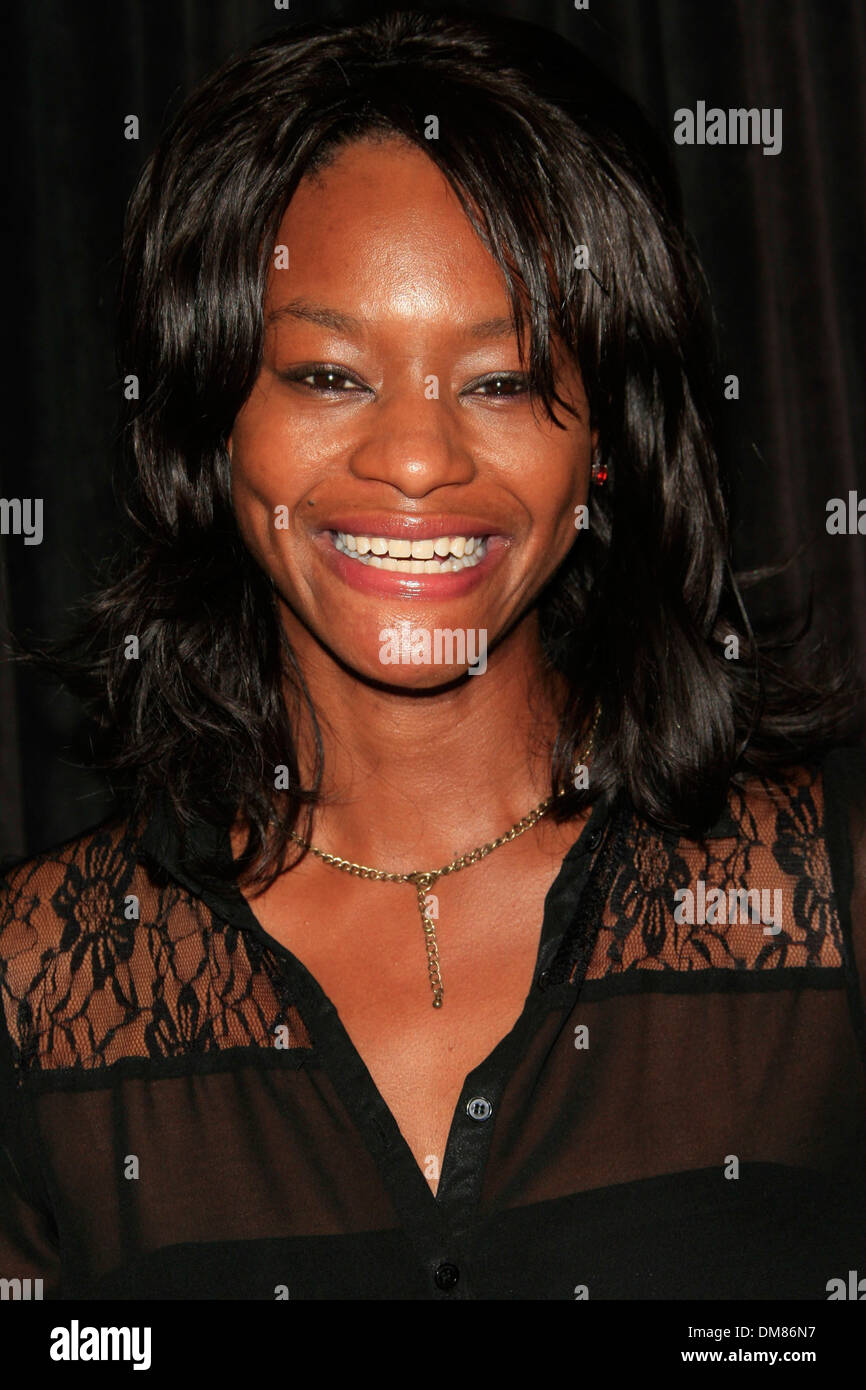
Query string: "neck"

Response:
xmin=283 ymin=610 xmax=572 ymax=870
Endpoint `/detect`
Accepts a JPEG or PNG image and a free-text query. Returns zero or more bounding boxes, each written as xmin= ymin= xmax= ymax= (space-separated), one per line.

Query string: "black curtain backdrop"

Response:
xmin=2 ymin=0 xmax=865 ymax=862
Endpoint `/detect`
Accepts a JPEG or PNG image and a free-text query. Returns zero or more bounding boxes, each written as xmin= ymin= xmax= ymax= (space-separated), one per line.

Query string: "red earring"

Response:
xmin=591 ymin=450 xmax=608 ymax=486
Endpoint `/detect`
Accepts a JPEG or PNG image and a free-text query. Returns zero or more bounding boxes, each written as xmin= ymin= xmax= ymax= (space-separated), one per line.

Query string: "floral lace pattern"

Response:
xmin=0 ymin=822 xmax=311 ymax=1074
xmin=590 ymin=764 xmax=842 ymax=975
xmin=0 ymin=763 xmax=843 ymax=1075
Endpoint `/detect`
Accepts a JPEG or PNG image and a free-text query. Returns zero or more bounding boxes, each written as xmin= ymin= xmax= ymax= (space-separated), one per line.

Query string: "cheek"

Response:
xmin=230 ymin=475 xmax=275 ymax=579
xmin=229 ymin=433 xmax=288 ymax=573
xmin=230 ymin=395 xmax=295 ymax=523
xmin=525 ymin=434 xmax=591 ymax=535
xmin=230 ymin=397 xmax=281 ymax=491
xmin=230 ymin=390 xmax=337 ymax=514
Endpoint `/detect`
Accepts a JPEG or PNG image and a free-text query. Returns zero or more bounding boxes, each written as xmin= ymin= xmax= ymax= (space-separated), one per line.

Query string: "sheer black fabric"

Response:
xmin=1 ymin=748 xmax=865 ymax=1300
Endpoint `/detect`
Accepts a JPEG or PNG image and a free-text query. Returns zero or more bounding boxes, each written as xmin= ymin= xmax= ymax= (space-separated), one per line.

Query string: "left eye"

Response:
xmin=467 ymin=374 xmax=529 ymax=397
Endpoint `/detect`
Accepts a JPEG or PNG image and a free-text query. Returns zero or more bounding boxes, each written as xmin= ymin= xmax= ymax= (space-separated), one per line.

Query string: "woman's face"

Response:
xmin=230 ymin=135 xmax=595 ymax=687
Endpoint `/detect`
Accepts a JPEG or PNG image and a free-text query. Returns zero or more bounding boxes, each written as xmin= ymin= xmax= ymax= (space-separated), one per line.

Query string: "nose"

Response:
xmin=346 ymin=382 xmax=476 ymax=498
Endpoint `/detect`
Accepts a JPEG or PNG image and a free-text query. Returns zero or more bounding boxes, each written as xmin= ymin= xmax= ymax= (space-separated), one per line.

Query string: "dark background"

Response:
xmin=2 ymin=0 xmax=865 ymax=862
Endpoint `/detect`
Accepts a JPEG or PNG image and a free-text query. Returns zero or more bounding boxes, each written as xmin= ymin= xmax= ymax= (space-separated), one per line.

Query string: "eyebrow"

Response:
xmin=265 ymin=298 xmax=517 ymax=340
xmin=266 ymin=299 xmax=362 ymax=334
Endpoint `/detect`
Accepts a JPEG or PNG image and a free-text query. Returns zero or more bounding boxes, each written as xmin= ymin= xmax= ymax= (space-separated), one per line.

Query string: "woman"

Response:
xmin=1 ymin=8 xmax=864 ymax=1301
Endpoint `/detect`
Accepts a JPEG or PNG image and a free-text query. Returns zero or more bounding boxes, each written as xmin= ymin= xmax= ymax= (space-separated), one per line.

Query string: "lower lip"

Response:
xmin=314 ymin=532 xmax=507 ymax=598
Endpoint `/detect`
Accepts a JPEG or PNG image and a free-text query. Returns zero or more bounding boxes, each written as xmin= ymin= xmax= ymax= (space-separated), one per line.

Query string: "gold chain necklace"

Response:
xmin=289 ymin=704 xmax=602 ymax=1008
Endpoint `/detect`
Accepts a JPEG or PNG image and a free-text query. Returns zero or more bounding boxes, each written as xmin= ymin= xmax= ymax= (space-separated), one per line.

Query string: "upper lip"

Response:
xmin=319 ymin=513 xmax=505 ymax=540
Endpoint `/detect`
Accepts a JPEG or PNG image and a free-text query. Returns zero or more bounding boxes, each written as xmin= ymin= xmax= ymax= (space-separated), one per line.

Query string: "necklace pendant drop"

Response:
xmin=410 ymin=872 xmax=444 ymax=1008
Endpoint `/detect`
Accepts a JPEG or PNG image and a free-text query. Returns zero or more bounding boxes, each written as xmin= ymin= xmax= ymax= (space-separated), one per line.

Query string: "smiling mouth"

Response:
xmin=331 ymin=531 xmax=489 ymax=573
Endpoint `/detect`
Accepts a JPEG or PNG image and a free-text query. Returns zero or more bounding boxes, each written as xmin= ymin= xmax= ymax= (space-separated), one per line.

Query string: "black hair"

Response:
xmin=29 ymin=7 xmax=859 ymax=887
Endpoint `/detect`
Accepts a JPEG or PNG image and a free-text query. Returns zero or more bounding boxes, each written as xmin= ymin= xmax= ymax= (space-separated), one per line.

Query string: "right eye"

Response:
xmin=279 ymin=365 xmax=370 ymax=394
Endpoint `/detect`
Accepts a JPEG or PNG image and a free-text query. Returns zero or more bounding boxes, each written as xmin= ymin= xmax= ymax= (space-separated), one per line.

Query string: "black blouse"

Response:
xmin=1 ymin=748 xmax=865 ymax=1301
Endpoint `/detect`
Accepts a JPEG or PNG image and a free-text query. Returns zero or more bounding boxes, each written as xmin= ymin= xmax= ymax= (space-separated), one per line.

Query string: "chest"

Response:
xmin=243 ymin=826 xmax=586 ymax=1192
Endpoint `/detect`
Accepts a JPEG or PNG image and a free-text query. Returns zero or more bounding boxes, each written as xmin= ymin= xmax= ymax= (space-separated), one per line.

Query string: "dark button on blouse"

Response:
xmin=433 ymin=1262 xmax=460 ymax=1292
xmin=466 ymin=1097 xmax=493 ymax=1121
xmin=1 ymin=749 xmax=865 ymax=1299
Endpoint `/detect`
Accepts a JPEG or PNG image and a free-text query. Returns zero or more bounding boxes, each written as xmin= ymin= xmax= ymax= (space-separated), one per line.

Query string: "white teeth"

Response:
xmin=332 ymin=531 xmax=489 ymax=573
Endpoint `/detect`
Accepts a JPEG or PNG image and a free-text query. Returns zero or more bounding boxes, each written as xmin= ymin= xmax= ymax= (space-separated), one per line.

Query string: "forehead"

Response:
xmin=266 ymin=136 xmax=513 ymax=324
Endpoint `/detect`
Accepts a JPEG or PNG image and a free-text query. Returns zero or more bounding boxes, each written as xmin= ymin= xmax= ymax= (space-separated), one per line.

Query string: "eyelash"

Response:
xmin=279 ymin=365 xmax=530 ymax=399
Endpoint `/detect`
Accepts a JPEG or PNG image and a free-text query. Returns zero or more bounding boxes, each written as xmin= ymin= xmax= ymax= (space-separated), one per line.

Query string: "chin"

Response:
xmin=357 ymin=661 xmax=484 ymax=693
